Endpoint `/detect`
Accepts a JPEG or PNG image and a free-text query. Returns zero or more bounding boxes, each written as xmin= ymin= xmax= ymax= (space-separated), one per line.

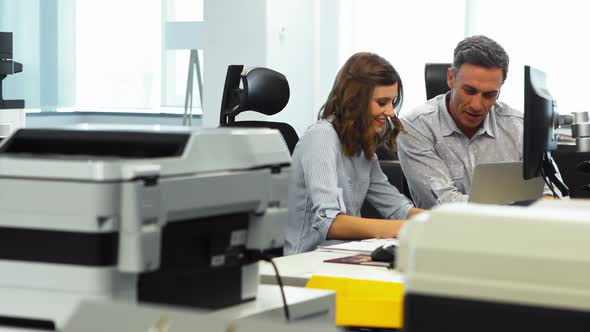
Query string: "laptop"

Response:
xmin=468 ymin=161 xmax=545 ymax=205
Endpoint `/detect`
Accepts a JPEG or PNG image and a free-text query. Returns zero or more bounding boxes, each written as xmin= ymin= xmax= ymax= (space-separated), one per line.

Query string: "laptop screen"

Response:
xmin=469 ymin=161 xmax=545 ymax=205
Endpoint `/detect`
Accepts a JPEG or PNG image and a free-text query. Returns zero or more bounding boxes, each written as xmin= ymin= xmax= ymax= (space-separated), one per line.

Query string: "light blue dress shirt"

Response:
xmin=397 ymin=93 xmax=543 ymax=209
xmin=284 ymin=120 xmax=414 ymax=255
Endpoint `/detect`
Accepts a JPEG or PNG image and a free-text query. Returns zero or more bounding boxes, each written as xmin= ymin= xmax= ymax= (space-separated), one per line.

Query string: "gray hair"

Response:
xmin=452 ymin=35 xmax=509 ymax=82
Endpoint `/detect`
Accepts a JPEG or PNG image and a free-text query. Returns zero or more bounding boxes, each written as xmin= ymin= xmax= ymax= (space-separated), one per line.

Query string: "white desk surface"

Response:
xmin=259 ymin=250 xmax=403 ymax=287
xmin=214 ymin=284 xmax=335 ymax=320
xmin=59 ymin=285 xmax=336 ymax=332
xmin=212 ymin=285 xmax=337 ymax=330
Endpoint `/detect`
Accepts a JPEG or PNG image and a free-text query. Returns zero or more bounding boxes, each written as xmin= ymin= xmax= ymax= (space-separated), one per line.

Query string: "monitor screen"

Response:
xmin=523 ymin=65 xmax=558 ymax=180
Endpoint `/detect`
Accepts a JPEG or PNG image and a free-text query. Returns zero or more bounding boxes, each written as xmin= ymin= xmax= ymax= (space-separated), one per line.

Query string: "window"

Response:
xmin=75 ymin=0 xmax=161 ymax=111
xmin=162 ymin=0 xmax=204 ymax=112
xmin=0 ymin=0 xmax=204 ymax=114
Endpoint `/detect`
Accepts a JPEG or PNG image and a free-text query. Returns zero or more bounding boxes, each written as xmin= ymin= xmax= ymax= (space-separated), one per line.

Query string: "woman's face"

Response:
xmin=369 ymin=83 xmax=398 ymax=134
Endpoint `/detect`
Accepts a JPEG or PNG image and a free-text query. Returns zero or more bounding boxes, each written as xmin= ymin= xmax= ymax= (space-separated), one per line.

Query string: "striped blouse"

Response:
xmin=284 ymin=120 xmax=414 ymax=255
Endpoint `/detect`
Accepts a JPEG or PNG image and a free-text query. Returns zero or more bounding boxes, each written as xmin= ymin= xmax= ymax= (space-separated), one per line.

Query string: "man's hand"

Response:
xmin=408 ymin=207 xmax=425 ymax=218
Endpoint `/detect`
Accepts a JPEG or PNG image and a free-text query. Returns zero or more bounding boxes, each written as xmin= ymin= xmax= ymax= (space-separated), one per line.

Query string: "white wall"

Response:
xmin=264 ymin=0 xmax=316 ymax=135
xmin=339 ymin=0 xmax=464 ymax=115
xmin=316 ymin=0 xmax=341 ymax=118
xmin=201 ymin=0 xmax=268 ymax=128
xmin=263 ymin=0 xmax=342 ymax=135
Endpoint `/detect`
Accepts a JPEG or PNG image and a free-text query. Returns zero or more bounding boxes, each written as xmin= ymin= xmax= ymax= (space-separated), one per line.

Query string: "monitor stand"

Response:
xmin=0 ymin=74 xmax=24 ymax=110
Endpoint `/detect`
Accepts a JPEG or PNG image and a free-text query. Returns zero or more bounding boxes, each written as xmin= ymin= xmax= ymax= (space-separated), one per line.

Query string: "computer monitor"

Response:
xmin=523 ymin=65 xmax=569 ymax=196
xmin=0 ymin=32 xmax=13 ymax=59
xmin=523 ymin=66 xmax=557 ymax=179
xmin=0 ymin=31 xmax=24 ymax=109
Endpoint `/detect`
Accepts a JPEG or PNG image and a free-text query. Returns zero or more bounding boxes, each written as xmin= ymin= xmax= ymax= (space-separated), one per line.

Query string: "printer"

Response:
xmin=0 ymin=125 xmax=290 ymax=330
xmin=398 ymin=200 xmax=590 ymax=332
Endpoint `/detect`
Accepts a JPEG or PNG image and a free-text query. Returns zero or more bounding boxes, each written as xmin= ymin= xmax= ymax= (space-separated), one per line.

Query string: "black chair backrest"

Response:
xmin=425 ymin=63 xmax=451 ymax=100
xmin=360 ymin=160 xmax=412 ymax=218
xmin=361 ymin=143 xmax=412 ymax=218
xmin=219 ymin=65 xmax=298 ymax=154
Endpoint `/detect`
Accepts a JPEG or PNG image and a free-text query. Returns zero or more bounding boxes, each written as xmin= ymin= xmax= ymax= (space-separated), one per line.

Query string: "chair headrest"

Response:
xmin=425 ymin=63 xmax=451 ymax=100
xmin=219 ymin=65 xmax=290 ymax=122
xmin=241 ymin=67 xmax=290 ymax=116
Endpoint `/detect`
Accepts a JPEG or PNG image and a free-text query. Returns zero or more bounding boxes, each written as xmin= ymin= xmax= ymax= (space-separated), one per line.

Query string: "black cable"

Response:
xmin=546 ymin=168 xmax=570 ymax=197
xmin=541 ymin=152 xmax=557 ymax=197
xmin=261 ymin=254 xmax=291 ymax=322
xmin=548 ymin=177 xmax=557 ymax=197
xmin=246 ymin=250 xmax=290 ymax=322
xmin=542 ymin=152 xmax=570 ymax=197
xmin=540 ymin=167 xmax=558 ymax=198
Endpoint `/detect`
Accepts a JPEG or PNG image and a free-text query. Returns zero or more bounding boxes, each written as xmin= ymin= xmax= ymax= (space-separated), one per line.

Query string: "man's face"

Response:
xmin=447 ymin=63 xmax=504 ymax=137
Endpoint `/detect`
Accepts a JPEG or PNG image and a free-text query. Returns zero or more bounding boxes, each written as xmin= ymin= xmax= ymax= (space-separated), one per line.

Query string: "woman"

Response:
xmin=285 ymin=52 xmax=423 ymax=255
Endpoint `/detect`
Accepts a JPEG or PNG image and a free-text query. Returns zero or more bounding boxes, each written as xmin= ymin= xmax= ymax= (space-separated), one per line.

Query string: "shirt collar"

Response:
xmin=439 ymin=93 xmax=462 ymax=137
xmin=439 ymin=93 xmax=497 ymax=139
xmin=477 ymin=111 xmax=496 ymax=138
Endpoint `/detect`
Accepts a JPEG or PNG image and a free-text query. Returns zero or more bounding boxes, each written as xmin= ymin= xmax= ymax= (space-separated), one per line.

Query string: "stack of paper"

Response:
xmin=317 ymin=238 xmax=399 ymax=254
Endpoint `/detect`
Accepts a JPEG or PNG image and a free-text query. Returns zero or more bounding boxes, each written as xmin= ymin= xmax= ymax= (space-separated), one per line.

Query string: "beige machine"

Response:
xmin=0 ymin=126 xmax=290 ymax=330
xmin=398 ymin=200 xmax=590 ymax=332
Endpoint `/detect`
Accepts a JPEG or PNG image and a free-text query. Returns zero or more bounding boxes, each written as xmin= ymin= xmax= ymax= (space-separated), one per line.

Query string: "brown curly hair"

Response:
xmin=319 ymin=52 xmax=405 ymax=160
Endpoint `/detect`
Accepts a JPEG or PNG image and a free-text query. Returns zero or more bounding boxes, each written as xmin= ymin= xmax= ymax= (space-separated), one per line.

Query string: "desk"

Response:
xmin=214 ymin=284 xmax=335 ymax=322
xmin=259 ymin=250 xmax=403 ymax=287
xmin=260 ymin=250 xmax=405 ymax=330
xmin=61 ymin=285 xmax=336 ymax=332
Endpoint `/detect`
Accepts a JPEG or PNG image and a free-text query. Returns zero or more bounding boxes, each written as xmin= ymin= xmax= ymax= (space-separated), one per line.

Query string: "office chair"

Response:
xmin=361 ymin=145 xmax=413 ymax=219
xmin=219 ymin=65 xmax=298 ymax=155
xmin=360 ymin=159 xmax=412 ymax=218
xmin=424 ymin=63 xmax=451 ymax=100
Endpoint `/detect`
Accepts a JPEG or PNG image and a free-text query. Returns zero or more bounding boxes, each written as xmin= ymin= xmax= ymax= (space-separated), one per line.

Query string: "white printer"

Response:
xmin=0 ymin=126 xmax=290 ymax=330
xmin=398 ymin=201 xmax=590 ymax=332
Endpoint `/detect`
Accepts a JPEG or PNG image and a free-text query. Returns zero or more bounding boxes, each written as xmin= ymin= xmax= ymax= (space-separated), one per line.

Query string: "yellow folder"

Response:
xmin=306 ymin=275 xmax=404 ymax=329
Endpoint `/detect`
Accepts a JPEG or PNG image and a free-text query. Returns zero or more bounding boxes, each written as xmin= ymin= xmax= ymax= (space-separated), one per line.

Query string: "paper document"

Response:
xmin=317 ymin=238 xmax=399 ymax=254
xmin=323 ymin=254 xmax=392 ymax=268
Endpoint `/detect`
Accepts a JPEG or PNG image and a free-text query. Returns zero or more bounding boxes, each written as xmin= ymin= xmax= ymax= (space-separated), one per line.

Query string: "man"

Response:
xmin=397 ymin=35 xmax=550 ymax=209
